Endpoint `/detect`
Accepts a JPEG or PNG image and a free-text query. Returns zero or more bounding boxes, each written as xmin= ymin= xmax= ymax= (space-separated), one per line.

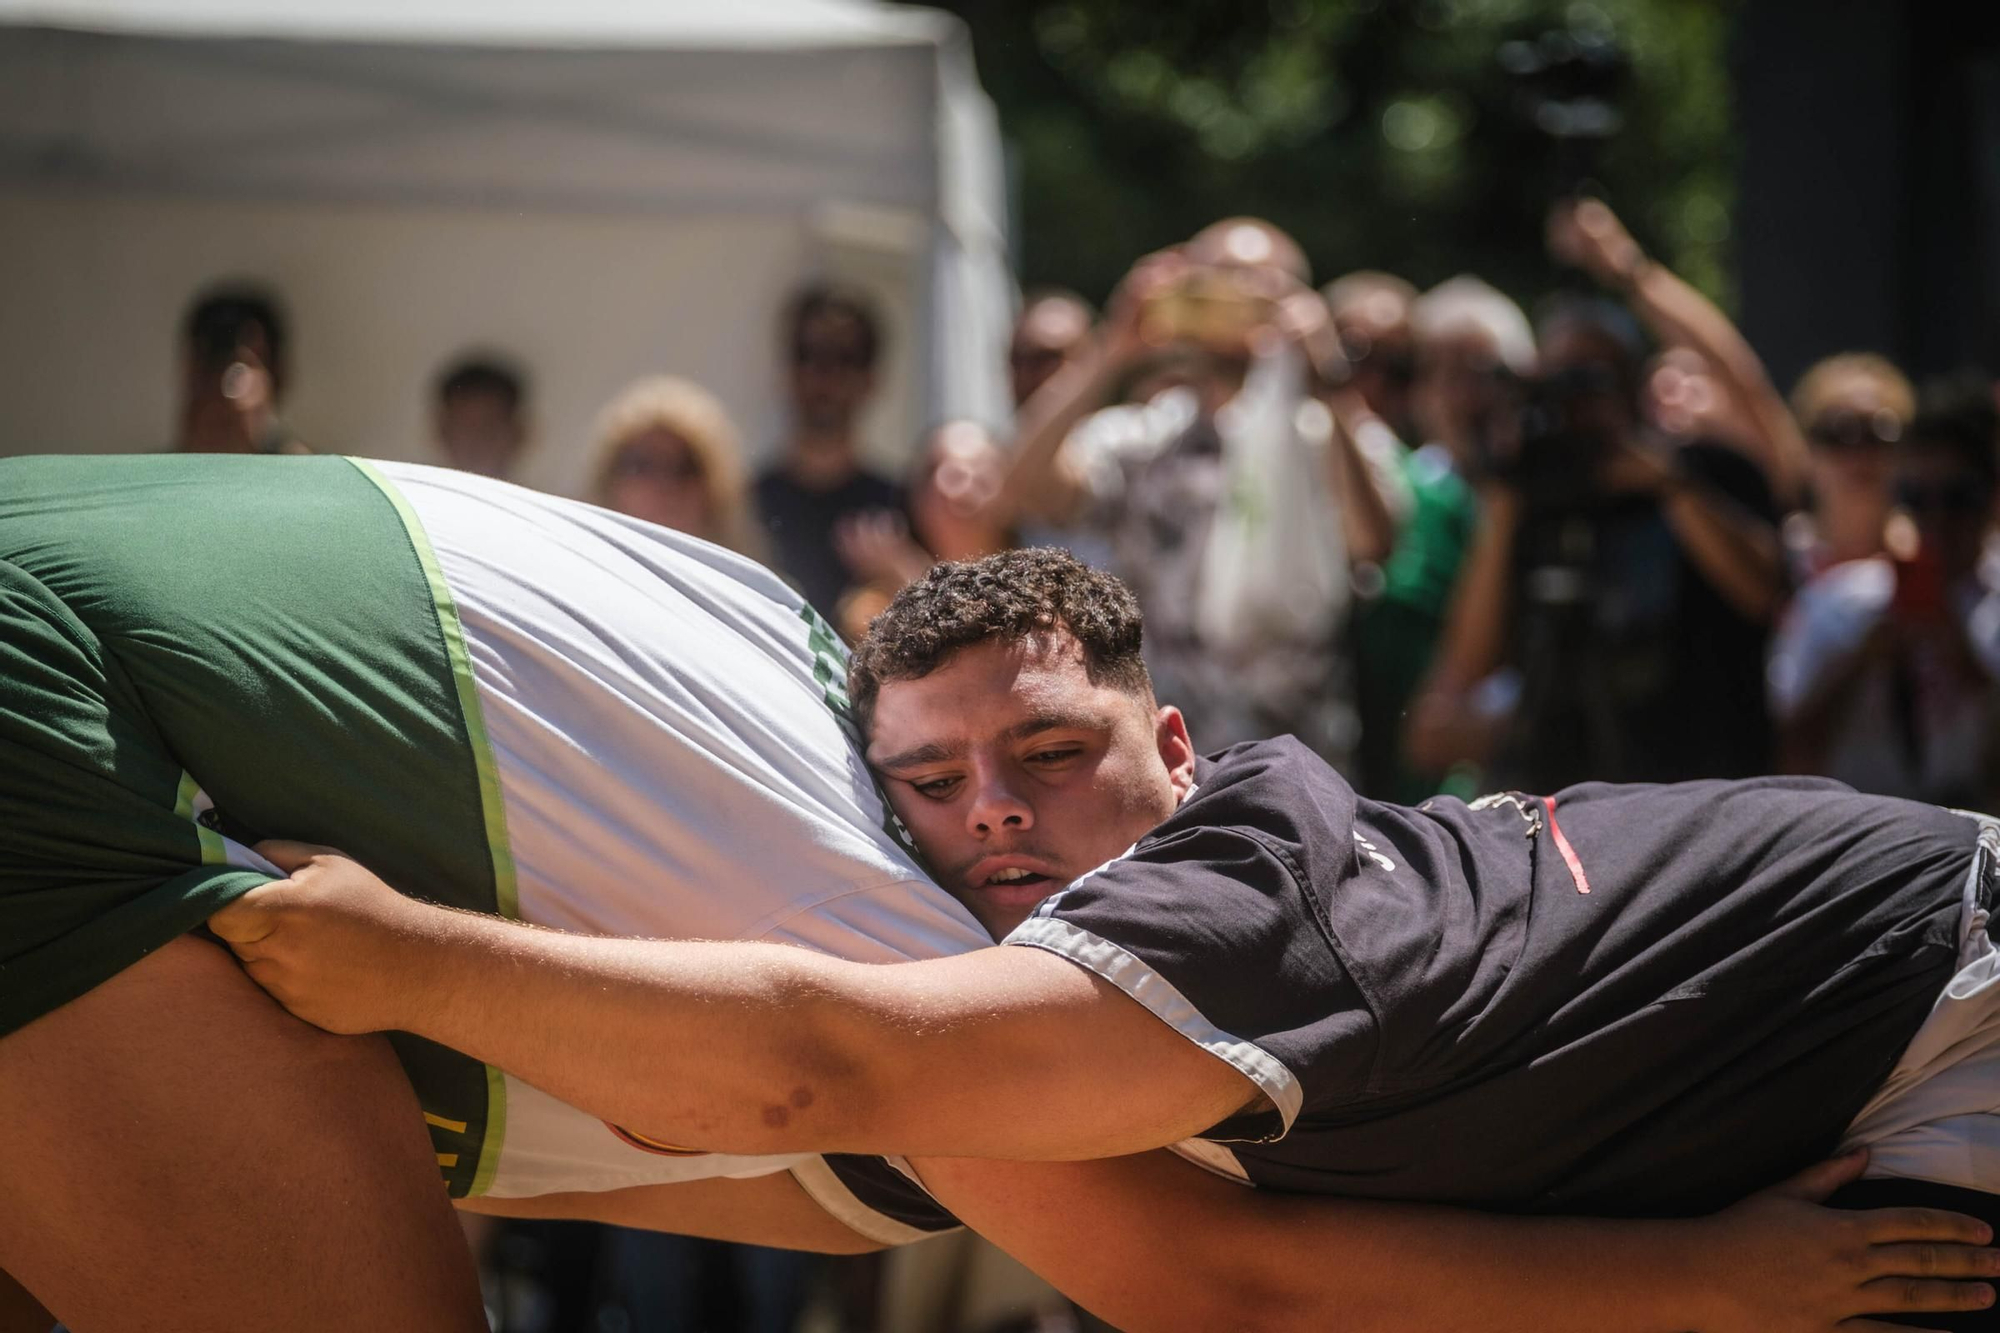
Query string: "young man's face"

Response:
xmin=864 ymin=632 xmax=1196 ymax=940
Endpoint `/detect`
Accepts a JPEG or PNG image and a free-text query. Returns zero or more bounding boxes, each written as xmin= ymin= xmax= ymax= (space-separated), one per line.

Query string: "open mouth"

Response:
xmin=983 ymin=867 xmax=1053 ymax=889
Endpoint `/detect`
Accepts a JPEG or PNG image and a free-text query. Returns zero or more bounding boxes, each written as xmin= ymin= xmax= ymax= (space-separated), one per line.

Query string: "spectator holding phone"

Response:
xmin=1769 ymin=375 xmax=2000 ymax=808
xmin=998 ymin=219 xmax=1397 ymax=767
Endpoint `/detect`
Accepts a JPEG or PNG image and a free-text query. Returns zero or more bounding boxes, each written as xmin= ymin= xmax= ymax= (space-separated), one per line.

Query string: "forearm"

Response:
xmin=1661 ymin=483 xmax=1785 ymax=621
xmin=996 ymin=344 xmax=1122 ymax=526
xmin=1327 ymin=404 xmax=1396 ymax=564
xmin=394 ymin=909 xmax=881 ymax=1156
xmin=1245 ymin=1202 xmax=1708 ymax=1333
xmin=1405 ymin=489 xmax=1518 ymax=771
xmin=920 ymin=1155 xmax=1716 ymax=1333
xmin=1624 ymin=261 xmax=1809 ymax=504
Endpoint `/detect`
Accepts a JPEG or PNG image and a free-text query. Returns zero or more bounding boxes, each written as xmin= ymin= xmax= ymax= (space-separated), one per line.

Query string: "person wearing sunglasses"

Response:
xmin=1787 ymin=353 xmax=1919 ymax=580
xmin=1771 ymin=374 xmax=2000 ymax=809
xmin=754 ymin=284 xmax=907 ymax=622
xmin=592 ymin=374 xmax=764 ymax=560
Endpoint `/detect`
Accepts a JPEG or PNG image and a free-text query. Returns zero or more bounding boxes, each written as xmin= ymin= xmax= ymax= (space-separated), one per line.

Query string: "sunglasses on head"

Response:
xmin=1809 ymin=409 xmax=1903 ymax=451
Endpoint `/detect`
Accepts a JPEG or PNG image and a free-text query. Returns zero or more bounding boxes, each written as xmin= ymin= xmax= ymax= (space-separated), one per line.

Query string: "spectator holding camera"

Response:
xmin=1325 ymin=269 xmax=1421 ymax=448
xmin=998 ymin=218 xmax=1396 ymax=767
xmin=1769 ymin=376 xmax=2000 ymax=808
xmin=1407 ymin=294 xmax=1785 ymax=791
xmin=1548 ymin=198 xmax=1810 ymax=505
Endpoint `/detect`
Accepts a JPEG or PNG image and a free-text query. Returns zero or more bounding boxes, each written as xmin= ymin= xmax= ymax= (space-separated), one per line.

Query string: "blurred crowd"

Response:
xmin=168 ymin=195 xmax=2000 ymax=1331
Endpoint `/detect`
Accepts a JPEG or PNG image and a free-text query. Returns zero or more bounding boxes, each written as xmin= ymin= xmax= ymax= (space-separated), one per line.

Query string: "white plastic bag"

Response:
xmin=1193 ymin=341 xmax=1349 ymax=653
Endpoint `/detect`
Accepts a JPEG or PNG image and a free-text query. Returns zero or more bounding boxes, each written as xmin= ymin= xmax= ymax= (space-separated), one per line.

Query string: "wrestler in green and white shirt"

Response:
xmin=0 ymin=453 xmax=985 ymax=1241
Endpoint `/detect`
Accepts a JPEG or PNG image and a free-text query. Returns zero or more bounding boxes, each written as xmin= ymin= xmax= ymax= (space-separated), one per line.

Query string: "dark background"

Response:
xmin=938 ymin=0 xmax=2000 ymax=388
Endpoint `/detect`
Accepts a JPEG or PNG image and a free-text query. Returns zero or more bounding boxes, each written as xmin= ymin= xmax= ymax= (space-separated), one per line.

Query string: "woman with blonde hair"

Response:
xmin=591 ymin=375 xmax=763 ymax=559
xmin=1786 ymin=352 xmax=1917 ymax=578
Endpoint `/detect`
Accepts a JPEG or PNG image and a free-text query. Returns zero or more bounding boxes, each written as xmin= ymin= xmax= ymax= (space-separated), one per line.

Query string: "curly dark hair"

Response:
xmin=847 ymin=548 xmax=1152 ymax=733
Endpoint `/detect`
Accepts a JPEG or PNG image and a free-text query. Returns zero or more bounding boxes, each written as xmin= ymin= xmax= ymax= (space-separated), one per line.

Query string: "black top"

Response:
xmin=753 ymin=466 xmax=905 ymax=621
xmin=837 ymin=741 xmax=1974 ymax=1229
xmin=1500 ymin=441 xmax=1778 ymax=788
xmin=1004 ymin=739 xmax=1973 ymax=1218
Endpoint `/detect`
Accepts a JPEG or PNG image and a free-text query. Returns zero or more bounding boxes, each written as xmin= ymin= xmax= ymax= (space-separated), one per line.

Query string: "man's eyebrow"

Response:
xmin=869 ymin=739 xmax=965 ymax=771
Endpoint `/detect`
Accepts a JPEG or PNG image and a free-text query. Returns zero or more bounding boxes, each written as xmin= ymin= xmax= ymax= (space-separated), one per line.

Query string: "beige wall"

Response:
xmin=0 ymin=193 xmax=923 ymax=496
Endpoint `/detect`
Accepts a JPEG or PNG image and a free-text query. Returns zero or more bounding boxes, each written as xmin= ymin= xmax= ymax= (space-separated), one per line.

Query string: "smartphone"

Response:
xmin=1140 ymin=269 xmax=1270 ymax=350
xmin=1890 ymin=538 xmax=1948 ymax=624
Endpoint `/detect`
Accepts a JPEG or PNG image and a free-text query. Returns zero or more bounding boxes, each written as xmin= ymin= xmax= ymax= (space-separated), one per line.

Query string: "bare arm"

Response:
xmin=1404 ymin=485 xmax=1521 ymax=773
xmin=211 ymin=850 xmax=2000 ymax=1331
xmin=210 ymin=843 xmax=1256 ymax=1163
xmin=1551 ymin=197 xmax=1810 ymax=506
xmin=995 ymin=254 xmax=1182 ymax=529
xmin=1328 ymin=404 xmax=1397 ymax=563
xmin=915 ymin=1151 xmax=1999 ymax=1333
xmin=455 ymin=1148 xmax=2000 ymax=1332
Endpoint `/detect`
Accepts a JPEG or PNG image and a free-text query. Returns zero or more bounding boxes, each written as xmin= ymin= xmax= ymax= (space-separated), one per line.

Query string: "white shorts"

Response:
xmin=1843 ymin=812 xmax=2000 ymax=1190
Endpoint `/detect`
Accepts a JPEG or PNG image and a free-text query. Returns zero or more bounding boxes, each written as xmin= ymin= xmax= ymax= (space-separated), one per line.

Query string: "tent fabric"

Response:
xmin=0 ymin=0 xmax=944 ymax=50
xmin=0 ymin=0 xmax=1014 ymax=487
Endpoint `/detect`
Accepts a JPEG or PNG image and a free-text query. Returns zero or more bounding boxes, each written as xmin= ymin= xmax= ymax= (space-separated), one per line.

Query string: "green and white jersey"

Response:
xmin=377 ymin=461 xmax=989 ymax=1201
xmin=0 ymin=453 xmax=984 ymax=1236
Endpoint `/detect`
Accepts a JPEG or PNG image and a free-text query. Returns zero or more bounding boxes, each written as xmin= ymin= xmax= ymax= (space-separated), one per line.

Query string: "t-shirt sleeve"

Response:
xmin=789 ymin=1154 xmax=962 ymax=1246
xmin=1002 ymin=824 xmax=1378 ymax=1142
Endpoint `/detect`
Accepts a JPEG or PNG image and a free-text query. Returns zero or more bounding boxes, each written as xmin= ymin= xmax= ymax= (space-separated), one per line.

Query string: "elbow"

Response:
xmin=745 ymin=995 xmax=885 ymax=1155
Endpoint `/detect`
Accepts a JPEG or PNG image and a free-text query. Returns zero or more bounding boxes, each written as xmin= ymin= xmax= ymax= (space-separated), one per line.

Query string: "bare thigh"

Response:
xmin=0 ymin=935 xmax=485 ymax=1333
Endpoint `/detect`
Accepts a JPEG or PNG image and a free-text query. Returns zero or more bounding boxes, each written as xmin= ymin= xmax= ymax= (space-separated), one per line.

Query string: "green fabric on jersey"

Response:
xmin=0 ymin=453 xmax=507 ymax=1197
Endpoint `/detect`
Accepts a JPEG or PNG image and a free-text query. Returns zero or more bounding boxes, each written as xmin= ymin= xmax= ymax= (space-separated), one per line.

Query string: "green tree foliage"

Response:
xmin=939 ymin=0 xmax=1737 ymax=312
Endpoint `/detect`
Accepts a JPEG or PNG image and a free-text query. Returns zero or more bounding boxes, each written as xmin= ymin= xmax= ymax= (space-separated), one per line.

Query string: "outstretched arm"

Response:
xmin=917 ymin=1151 xmax=1999 ymax=1333
xmin=453 ymin=1143 xmax=2000 ymax=1333
xmin=210 ymin=842 xmax=1256 ymax=1163
xmin=1550 ymin=197 xmax=1810 ymax=506
xmin=214 ymin=847 xmax=2000 ymax=1333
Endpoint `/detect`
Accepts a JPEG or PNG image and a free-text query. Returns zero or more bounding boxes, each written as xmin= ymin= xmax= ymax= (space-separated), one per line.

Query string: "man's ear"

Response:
xmin=1154 ymin=705 xmax=1196 ymax=801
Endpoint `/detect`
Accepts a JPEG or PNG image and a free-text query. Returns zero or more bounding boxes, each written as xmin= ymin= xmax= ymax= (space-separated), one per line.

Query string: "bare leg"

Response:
xmin=0 ymin=936 xmax=485 ymax=1333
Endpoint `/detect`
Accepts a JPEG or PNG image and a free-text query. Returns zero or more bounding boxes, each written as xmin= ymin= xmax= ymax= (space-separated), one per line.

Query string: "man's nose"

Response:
xmin=966 ymin=772 xmax=1034 ymax=837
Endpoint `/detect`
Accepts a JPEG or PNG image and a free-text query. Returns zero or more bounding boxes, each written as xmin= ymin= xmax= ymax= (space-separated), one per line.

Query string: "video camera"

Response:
xmin=1481 ymin=362 xmax=1628 ymax=510
xmin=1499 ymin=24 xmax=1630 ymax=194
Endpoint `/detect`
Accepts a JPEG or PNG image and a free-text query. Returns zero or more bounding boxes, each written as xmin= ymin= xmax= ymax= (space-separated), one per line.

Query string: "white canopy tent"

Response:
xmin=0 ymin=0 xmax=1014 ymax=493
